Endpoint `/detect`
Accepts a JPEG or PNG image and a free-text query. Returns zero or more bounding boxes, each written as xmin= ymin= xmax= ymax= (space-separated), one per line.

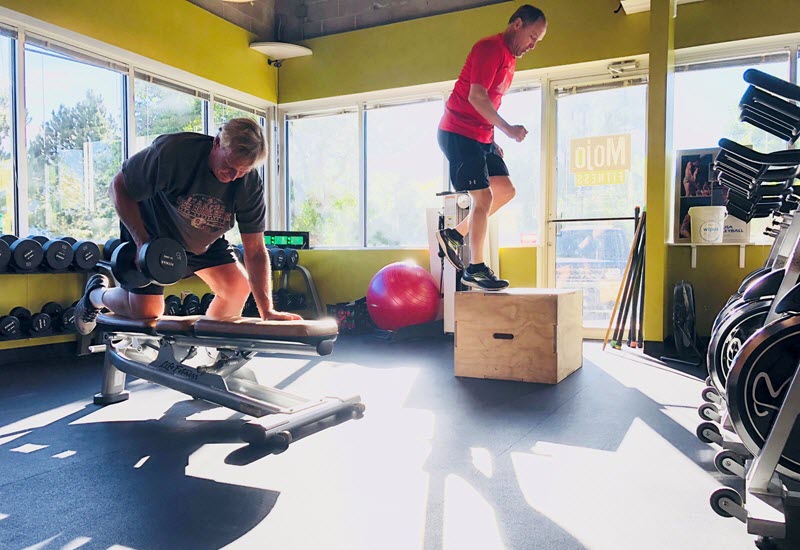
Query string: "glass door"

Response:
xmin=547 ymin=77 xmax=647 ymax=337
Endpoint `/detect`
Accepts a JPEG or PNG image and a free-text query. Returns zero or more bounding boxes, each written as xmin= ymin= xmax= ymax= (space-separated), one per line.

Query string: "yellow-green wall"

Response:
xmin=291 ymin=247 xmax=536 ymax=312
xmin=279 ymin=1 xmax=649 ymax=103
xmin=666 ymin=245 xmax=771 ymax=337
xmin=0 ymin=0 xmax=277 ymax=102
xmin=280 ymin=0 xmax=800 ymax=104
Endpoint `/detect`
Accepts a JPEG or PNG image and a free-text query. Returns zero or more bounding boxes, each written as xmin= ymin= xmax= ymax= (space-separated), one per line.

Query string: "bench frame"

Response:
xmin=93 ymin=317 xmax=364 ymax=451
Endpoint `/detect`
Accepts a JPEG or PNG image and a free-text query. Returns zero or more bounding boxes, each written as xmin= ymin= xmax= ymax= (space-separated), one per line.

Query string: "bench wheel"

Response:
xmin=351 ymin=402 xmax=366 ymax=418
xmin=709 ymin=487 xmax=742 ymax=518
xmin=272 ymin=431 xmax=292 ymax=454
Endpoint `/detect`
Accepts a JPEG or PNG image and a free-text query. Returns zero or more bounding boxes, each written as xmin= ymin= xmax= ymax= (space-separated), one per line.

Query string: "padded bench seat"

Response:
xmin=96 ymin=313 xmax=338 ymax=343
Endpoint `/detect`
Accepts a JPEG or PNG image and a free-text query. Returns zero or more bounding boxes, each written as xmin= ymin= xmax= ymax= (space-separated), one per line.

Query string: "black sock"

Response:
xmin=467 ymin=262 xmax=485 ymax=273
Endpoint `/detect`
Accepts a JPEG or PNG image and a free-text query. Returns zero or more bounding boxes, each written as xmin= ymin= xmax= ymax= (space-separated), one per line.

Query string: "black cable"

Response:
xmin=614 ymin=3 xmax=623 ymax=14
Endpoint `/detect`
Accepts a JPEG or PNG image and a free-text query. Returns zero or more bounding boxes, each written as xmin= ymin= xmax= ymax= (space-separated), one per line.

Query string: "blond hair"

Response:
xmin=218 ymin=118 xmax=268 ymax=166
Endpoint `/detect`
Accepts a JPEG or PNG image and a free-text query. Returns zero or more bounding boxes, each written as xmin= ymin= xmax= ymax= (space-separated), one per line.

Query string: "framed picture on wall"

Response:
xmin=673 ymin=147 xmax=727 ymax=243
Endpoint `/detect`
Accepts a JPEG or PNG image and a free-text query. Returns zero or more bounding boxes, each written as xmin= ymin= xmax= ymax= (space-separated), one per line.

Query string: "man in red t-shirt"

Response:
xmin=437 ymin=5 xmax=547 ymax=290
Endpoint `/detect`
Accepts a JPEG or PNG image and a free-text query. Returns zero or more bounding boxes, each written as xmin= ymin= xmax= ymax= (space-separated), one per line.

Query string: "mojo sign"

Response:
xmin=570 ymin=134 xmax=631 ymax=186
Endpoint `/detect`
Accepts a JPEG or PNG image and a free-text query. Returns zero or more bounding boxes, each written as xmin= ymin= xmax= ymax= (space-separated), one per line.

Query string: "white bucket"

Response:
xmin=689 ymin=206 xmax=727 ymax=244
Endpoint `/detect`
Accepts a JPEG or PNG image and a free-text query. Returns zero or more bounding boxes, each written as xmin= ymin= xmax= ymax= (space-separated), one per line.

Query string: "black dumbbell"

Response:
xmin=60 ymin=237 xmax=101 ymax=272
xmin=1 ymin=235 xmax=44 ymax=272
xmin=164 ymin=295 xmax=182 ymax=316
xmin=28 ymin=236 xmax=74 ymax=272
xmin=103 ymin=238 xmax=122 ymax=262
xmin=61 ymin=302 xmax=77 ymax=333
xmin=287 ymin=292 xmax=306 ymax=310
xmin=283 ymin=248 xmax=299 ymax=270
xmin=268 ymin=247 xmax=287 ymax=270
xmin=242 ymin=293 xmax=258 ymax=317
xmin=11 ymin=306 xmax=51 ymax=337
xmin=41 ymin=302 xmax=64 ymax=331
xmin=200 ymin=293 xmax=215 ymax=314
xmin=0 ymin=312 xmax=22 ymax=339
xmin=181 ymin=294 xmax=201 ymax=316
xmin=0 ymin=237 xmax=10 ymax=273
xmin=233 ymin=244 xmax=245 ymax=265
xmin=273 ymin=288 xmax=290 ymax=310
xmin=109 ymin=238 xmax=187 ymax=289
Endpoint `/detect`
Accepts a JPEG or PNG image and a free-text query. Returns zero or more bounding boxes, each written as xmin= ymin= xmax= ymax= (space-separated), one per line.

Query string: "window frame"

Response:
xmin=1 ymin=17 xmax=273 ymax=241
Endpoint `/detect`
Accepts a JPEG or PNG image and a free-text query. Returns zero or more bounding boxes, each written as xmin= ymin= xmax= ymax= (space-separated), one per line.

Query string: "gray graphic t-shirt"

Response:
xmin=122 ymin=133 xmax=266 ymax=255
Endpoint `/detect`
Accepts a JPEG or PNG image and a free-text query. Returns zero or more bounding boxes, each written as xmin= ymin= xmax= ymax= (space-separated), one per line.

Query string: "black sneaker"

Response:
xmin=74 ymin=274 xmax=109 ymax=335
xmin=462 ymin=264 xmax=509 ymax=291
xmin=436 ymin=228 xmax=465 ymax=271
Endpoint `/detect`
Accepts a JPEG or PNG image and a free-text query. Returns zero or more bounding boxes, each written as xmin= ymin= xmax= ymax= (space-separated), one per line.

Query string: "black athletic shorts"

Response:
xmin=437 ymin=129 xmax=509 ymax=192
xmin=119 ymin=224 xmax=236 ymax=296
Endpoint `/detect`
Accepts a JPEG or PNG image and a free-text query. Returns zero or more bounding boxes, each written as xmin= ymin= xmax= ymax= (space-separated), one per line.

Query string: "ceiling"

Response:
xmin=187 ymin=0 xmax=511 ymax=42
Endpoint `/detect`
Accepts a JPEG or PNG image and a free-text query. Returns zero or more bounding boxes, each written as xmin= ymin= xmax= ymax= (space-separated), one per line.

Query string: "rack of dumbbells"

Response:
xmin=233 ymin=243 xmax=324 ymax=318
xmin=0 ymin=234 xmax=100 ymax=342
xmin=696 ymin=69 xmax=800 ymax=549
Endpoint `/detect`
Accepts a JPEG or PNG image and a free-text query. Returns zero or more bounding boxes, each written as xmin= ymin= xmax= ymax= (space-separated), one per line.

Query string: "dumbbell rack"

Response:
xmin=275 ymin=265 xmax=324 ymax=318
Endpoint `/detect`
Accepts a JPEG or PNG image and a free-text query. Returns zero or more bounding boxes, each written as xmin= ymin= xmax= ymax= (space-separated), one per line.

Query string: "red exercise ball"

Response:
xmin=366 ymin=262 xmax=441 ymax=331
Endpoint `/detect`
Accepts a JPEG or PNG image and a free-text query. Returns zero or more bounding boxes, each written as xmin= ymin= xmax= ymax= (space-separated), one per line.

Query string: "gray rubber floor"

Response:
xmin=0 ymin=337 xmax=758 ymax=550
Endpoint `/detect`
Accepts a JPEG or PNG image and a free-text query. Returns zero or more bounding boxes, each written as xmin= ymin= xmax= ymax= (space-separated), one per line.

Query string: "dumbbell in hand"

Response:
xmin=109 ymin=238 xmax=187 ymax=288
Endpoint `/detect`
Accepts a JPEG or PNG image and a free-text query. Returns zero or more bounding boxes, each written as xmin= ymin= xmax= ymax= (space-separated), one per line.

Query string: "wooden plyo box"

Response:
xmin=454 ymin=288 xmax=583 ymax=384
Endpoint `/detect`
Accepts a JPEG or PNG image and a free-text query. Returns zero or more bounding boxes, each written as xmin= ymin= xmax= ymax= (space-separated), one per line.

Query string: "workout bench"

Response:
xmin=93 ymin=313 xmax=364 ymax=451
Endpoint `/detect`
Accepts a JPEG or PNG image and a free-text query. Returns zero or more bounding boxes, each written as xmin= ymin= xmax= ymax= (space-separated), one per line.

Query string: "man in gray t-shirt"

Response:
xmin=74 ymin=118 xmax=300 ymax=334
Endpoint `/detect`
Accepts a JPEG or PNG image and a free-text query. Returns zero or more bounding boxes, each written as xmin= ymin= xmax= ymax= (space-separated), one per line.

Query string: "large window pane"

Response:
xmin=0 ymin=37 xmax=13 ymax=234
xmin=134 ymin=78 xmax=203 ymax=152
xmin=213 ymin=101 xmax=259 ymax=130
xmin=673 ymin=55 xmax=791 ymax=243
xmin=673 ymin=55 xmax=790 ymax=152
xmin=287 ymin=113 xmax=359 ymax=247
xmin=496 ymin=88 xmax=542 ymax=246
xmin=366 ymin=100 xmax=443 ymax=247
xmin=212 ymin=104 xmax=266 ymax=247
xmin=555 ymin=85 xmax=647 ymax=221
xmin=25 ymin=44 xmax=124 ymax=241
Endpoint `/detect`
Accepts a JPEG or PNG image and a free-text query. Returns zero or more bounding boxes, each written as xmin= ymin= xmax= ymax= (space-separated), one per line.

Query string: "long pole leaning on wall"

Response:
xmin=13 ymin=29 xmax=27 ymax=237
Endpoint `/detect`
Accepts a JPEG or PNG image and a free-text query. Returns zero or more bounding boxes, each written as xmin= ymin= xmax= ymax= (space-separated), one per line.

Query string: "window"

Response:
xmin=365 ymin=100 xmax=444 ymax=247
xmin=213 ymin=98 xmax=262 ymax=130
xmin=211 ymin=99 xmax=268 ymax=246
xmin=0 ymin=34 xmax=13 ymax=235
xmin=673 ymin=53 xmax=792 ymax=243
xmin=495 ymin=88 xmax=542 ymax=246
xmin=673 ymin=53 xmax=791 ymax=152
xmin=25 ymin=43 xmax=124 ymax=240
xmin=134 ymin=74 xmax=205 ymax=153
xmin=286 ymin=112 xmax=360 ymax=247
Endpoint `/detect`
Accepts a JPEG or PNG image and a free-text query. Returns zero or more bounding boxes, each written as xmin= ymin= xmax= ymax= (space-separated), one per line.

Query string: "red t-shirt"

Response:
xmin=439 ymin=34 xmax=516 ymax=144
